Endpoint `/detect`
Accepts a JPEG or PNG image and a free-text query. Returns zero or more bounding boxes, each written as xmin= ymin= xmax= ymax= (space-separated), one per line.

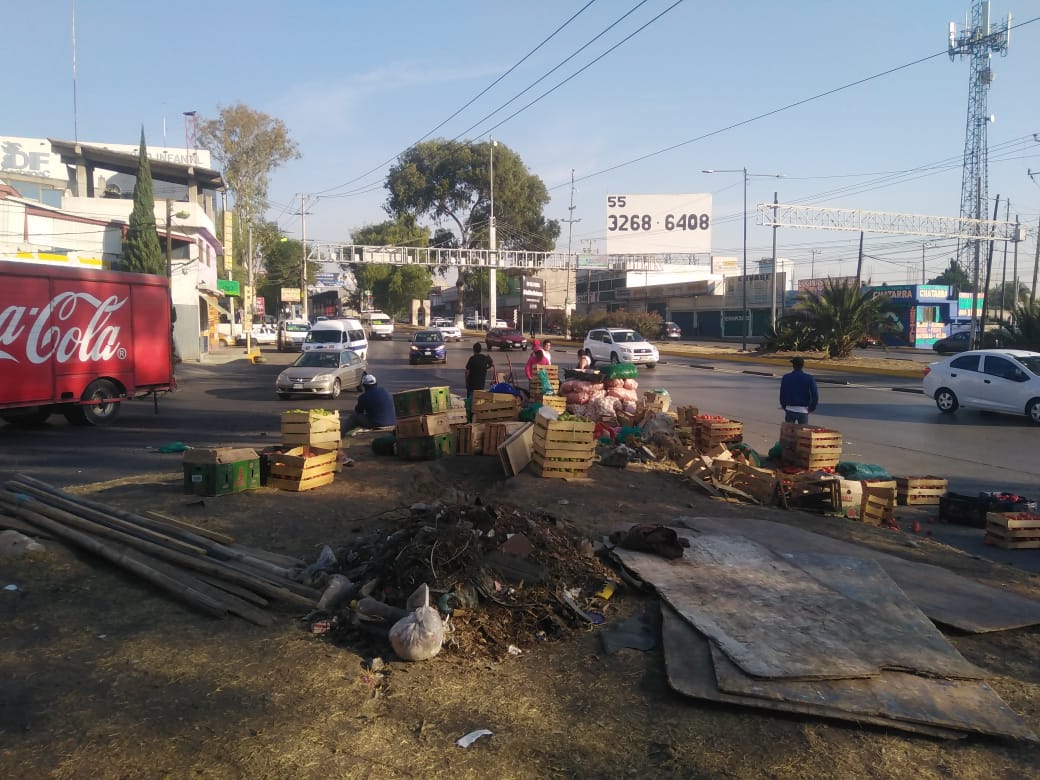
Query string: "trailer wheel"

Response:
xmin=1 ymin=406 xmax=52 ymax=427
xmin=64 ymin=380 xmax=121 ymax=426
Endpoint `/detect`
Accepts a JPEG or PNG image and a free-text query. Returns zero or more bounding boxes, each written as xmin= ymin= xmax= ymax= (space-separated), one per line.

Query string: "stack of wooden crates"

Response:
xmin=779 ymin=423 xmax=842 ymax=470
xmin=270 ymin=410 xmax=341 ymax=491
xmin=531 ymin=413 xmax=596 ymax=479
xmin=393 ymin=386 xmax=464 ymax=460
xmin=695 ymin=415 xmax=744 ymax=451
xmin=529 ymin=366 xmax=565 ymax=413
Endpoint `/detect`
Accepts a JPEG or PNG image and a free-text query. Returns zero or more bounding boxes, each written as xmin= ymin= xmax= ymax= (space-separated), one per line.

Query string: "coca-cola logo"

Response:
xmin=0 ymin=292 xmax=127 ymax=365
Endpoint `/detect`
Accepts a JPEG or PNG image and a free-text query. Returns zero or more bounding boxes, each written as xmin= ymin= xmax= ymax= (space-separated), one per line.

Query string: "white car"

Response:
xmin=922 ymin=349 xmax=1040 ymax=424
xmin=251 ymin=324 xmax=277 ymax=345
xmin=437 ymin=323 xmax=463 ymax=342
xmin=584 ymin=327 xmax=659 ymax=368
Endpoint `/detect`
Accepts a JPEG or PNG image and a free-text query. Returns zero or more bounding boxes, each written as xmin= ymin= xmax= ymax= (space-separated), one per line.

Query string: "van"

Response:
xmin=302 ymin=318 xmax=368 ymax=360
xmin=360 ymin=311 xmax=394 ymax=340
xmin=277 ymin=319 xmax=311 ymax=352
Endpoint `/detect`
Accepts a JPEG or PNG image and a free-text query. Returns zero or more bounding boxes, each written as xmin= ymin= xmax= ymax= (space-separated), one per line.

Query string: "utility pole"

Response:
xmin=1032 ymin=214 xmax=1040 ymax=302
xmin=979 ymin=194 xmax=1000 ymax=345
xmin=999 ymin=199 xmax=1010 ymax=316
xmin=855 ymin=232 xmax=864 ymax=286
xmin=562 ymin=169 xmax=580 ymax=338
xmin=769 ymin=192 xmax=779 ymax=329
xmin=298 ymin=194 xmax=310 ymax=321
xmin=488 ymin=138 xmax=498 ymax=331
xmin=1012 ymin=214 xmax=1020 ymax=315
xmin=810 ymin=248 xmax=820 ymax=278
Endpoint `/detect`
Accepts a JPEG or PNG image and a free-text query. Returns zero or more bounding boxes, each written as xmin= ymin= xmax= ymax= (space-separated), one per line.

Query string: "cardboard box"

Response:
xmin=182 ymin=447 xmax=261 ymax=496
xmin=396 ymin=409 xmax=467 ymax=438
xmin=267 ymin=446 xmax=337 ymax=492
xmin=837 ymin=479 xmax=863 ymax=518
xmin=392 ymin=386 xmax=451 ymax=418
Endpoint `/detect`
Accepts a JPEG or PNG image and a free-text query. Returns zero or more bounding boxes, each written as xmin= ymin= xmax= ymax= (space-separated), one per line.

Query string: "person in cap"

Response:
xmin=464 ymin=342 xmax=495 ymax=401
xmin=779 ymin=357 xmax=819 ymax=424
xmin=344 ymin=373 xmax=396 ymax=431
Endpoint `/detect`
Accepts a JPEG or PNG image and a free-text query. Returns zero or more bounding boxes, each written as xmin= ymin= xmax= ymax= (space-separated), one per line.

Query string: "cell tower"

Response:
xmin=948 ymin=1 xmax=1011 ymax=283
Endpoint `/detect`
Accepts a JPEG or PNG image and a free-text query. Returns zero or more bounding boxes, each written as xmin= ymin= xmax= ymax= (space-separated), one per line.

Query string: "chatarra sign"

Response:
xmin=0 ymin=292 xmax=128 ymax=365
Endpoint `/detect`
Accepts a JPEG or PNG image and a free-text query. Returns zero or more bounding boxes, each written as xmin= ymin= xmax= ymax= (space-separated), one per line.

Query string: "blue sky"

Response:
xmin=8 ymin=1 xmax=1040 ymax=287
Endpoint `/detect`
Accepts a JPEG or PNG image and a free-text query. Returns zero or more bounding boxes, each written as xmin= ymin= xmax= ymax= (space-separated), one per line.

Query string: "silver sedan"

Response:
xmin=275 ymin=349 xmax=368 ymax=400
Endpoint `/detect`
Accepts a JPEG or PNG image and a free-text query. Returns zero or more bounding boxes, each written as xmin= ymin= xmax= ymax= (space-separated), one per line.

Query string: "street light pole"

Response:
xmin=488 ymin=138 xmax=497 ymax=330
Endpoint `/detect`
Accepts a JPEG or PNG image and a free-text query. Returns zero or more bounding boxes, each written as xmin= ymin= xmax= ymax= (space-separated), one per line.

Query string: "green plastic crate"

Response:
xmin=393 ymin=386 xmax=451 ymax=418
xmin=182 ymin=447 xmax=261 ymax=496
xmin=396 ymin=433 xmax=454 ymax=461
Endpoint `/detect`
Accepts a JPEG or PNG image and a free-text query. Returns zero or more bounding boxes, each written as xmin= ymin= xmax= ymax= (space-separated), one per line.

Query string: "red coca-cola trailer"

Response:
xmin=0 ymin=260 xmax=174 ymax=426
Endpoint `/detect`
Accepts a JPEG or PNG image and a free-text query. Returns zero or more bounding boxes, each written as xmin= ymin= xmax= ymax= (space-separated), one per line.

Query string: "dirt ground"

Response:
xmin=3 ymin=432 xmax=1039 ymax=780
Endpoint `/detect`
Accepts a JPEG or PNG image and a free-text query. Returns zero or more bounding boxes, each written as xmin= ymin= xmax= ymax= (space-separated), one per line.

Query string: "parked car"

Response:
xmin=932 ymin=330 xmax=999 ymax=355
xmin=409 ymin=329 xmax=447 ymax=364
xmin=437 ymin=322 xmax=463 ymax=342
xmin=485 ymin=328 xmax=529 ymax=351
xmin=277 ymin=319 xmax=311 ymax=351
xmin=251 ymin=324 xmax=277 ymax=345
xmin=659 ymin=321 xmax=682 ymax=340
xmin=584 ymin=328 xmax=659 ymax=368
xmin=922 ymin=349 xmax=1040 ymax=424
xmin=275 ymin=349 xmax=368 ymax=400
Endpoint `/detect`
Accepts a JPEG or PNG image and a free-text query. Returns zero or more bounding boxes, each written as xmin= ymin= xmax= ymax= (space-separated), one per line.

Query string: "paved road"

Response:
xmin=3 ymin=334 xmax=1037 ymax=571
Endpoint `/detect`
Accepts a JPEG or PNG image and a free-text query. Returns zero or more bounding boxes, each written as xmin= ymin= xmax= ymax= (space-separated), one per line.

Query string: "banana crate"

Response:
xmin=280 ymin=410 xmax=341 ymax=448
xmin=471 ymin=390 xmax=520 ymax=423
xmin=267 ymin=446 xmax=337 ymax=492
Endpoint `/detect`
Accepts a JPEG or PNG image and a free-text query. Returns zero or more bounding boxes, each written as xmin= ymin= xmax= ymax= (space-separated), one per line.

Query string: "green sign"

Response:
xmin=217 ymin=279 xmax=240 ymax=296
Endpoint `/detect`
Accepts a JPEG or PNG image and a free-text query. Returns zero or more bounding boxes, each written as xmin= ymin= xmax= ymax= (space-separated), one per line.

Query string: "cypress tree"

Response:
xmin=122 ymin=127 xmax=165 ymax=274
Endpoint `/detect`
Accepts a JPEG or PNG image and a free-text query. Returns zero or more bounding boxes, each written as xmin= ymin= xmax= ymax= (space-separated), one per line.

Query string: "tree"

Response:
xmin=385 ymin=139 xmax=560 ymax=317
xmin=349 ymin=218 xmax=433 ymax=315
xmin=122 ymin=128 xmax=165 ymax=275
xmin=460 ymin=268 xmax=510 ymax=310
xmin=986 ymin=280 xmax=1030 ymax=313
xmin=197 ymin=103 xmax=300 ymax=230
xmin=790 ymin=280 xmax=895 ymax=358
xmin=928 ymin=259 xmax=973 ymax=292
xmin=999 ymin=299 xmax=1040 ymax=351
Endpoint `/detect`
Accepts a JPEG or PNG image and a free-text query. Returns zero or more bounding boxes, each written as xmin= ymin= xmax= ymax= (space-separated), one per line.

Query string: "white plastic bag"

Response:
xmin=389 ymin=583 xmax=444 ymax=661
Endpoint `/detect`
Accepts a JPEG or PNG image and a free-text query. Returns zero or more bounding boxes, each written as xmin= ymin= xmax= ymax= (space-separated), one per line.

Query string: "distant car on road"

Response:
xmin=437 ymin=322 xmax=463 ymax=342
xmin=485 ymin=328 xmax=529 ymax=351
xmin=584 ymin=327 xmax=658 ymax=368
xmin=275 ymin=349 xmax=368 ymax=400
xmin=659 ymin=321 xmax=682 ymax=340
xmin=409 ymin=329 xmax=447 ymax=364
xmin=932 ymin=331 xmax=999 ymax=355
xmin=251 ymin=324 xmax=277 ymax=345
xmin=922 ymin=349 xmax=1040 ymax=424
xmin=277 ymin=319 xmax=310 ymax=352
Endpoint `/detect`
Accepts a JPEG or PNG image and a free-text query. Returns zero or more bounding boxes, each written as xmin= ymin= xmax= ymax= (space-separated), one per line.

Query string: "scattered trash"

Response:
xmin=4 ymin=583 xmax=19 ymax=592
xmin=557 ymin=498 xmax=569 ymax=505
xmin=157 ymin=441 xmax=191 ymax=454
xmin=507 ymin=645 xmax=523 ymax=656
xmin=310 ymin=617 xmax=338 ymax=636
xmin=389 ymin=583 xmax=444 ymax=661
xmin=0 ymin=529 xmax=45 ymax=557
xmin=455 ymin=729 xmax=493 ymax=748
xmin=297 ymin=545 xmax=337 ymax=587
xmin=316 ymin=574 xmax=356 ymax=611
xmin=609 ymin=524 xmax=689 ymax=560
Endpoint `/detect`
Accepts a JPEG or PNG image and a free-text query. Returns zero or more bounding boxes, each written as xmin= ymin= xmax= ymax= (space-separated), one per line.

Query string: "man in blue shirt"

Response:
xmin=345 ymin=374 xmax=396 ymax=430
xmin=779 ymin=357 xmax=819 ymax=424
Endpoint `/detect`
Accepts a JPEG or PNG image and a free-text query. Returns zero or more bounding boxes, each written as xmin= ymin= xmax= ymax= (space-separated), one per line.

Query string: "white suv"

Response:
xmin=584 ymin=328 xmax=659 ymax=368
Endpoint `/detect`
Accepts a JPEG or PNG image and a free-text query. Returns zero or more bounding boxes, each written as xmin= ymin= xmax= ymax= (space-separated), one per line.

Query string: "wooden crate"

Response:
xmin=396 ymin=408 xmax=467 ymax=439
xmin=454 ymin=423 xmax=486 ymax=455
xmin=643 ymin=390 xmax=671 ymax=414
xmin=861 ymin=492 xmax=891 ymax=526
xmin=392 ymin=386 xmax=451 ymax=418
xmin=281 ymin=410 xmax=341 ymax=447
xmin=472 ymin=390 xmax=520 ymax=423
xmin=483 ymin=422 xmax=528 ymax=454
xmin=779 ymin=423 xmax=842 ymax=469
xmin=712 ymin=460 xmax=780 ymax=505
xmin=695 ymin=416 xmax=743 ymax=449
xmin=985 ymin=512 xmax=1040 ymax=549
xmin=675 ymin=406 xmax=699 ymax=428
xmin=782 ymin=473 xmax=842 ymax=513
xmin=529 ymin=393 xmax=566 ymax=413
xmin=896 ymin=476 xmax=949 ymax=505
xmin=530 ymin=450 xmax=594 ymax=479
xmin=267 ymin=446 xmax=337 ymax=492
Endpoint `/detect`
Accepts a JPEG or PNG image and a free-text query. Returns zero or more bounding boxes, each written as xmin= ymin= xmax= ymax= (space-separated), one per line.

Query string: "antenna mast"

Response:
xmin=948 ymin=0 xmax=1011 ymax=321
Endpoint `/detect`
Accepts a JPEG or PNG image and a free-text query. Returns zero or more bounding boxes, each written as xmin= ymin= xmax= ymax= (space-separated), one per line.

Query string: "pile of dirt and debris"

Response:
xmin=306 ymin=499 xmax=620 ymax=660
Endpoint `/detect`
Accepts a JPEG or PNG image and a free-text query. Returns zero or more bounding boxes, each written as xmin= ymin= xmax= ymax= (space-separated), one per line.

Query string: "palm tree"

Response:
xmin=790 ymin=280 xmax=894 ymax=358
xmin=1001 ymin=299 xmax=1040 ymax=351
